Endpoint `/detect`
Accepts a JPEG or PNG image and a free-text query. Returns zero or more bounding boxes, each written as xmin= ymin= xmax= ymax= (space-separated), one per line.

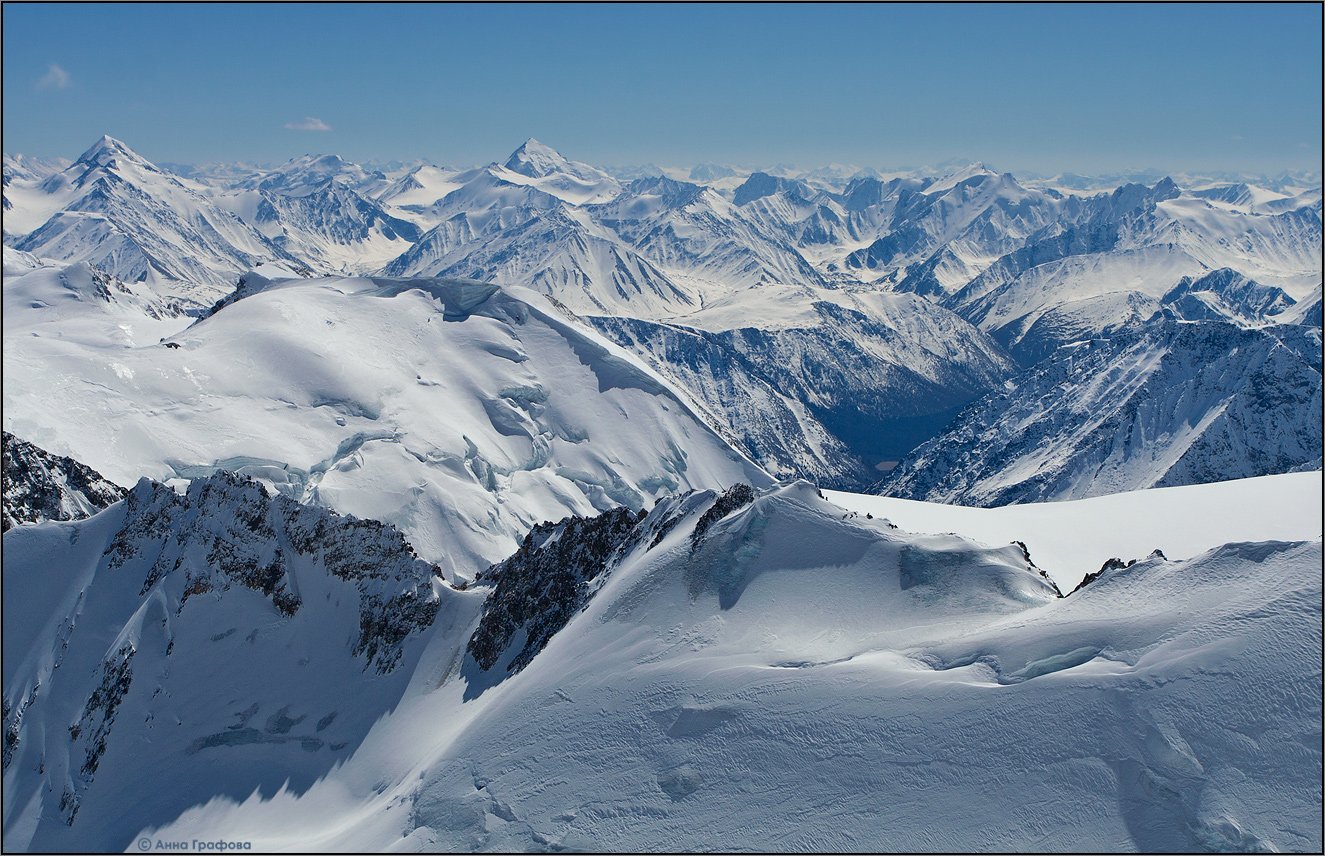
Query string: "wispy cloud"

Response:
xmin=284 ymin=116 xmax=332 ymax=132
xmin=36 ymin=64 xmax=70 ymax=91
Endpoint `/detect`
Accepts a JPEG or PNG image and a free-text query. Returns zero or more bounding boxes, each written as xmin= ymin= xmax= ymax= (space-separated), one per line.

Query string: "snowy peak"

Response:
xmin=1162 ymin=267 xmax=1295 ymax=324
xmin=72 ymin=135 xmax=151 ymax=172
xmin=501 ymin=138 xmax=614 ymax=186
xmin=503 ymin=138 xmax=574 ymax=179
xmin=11 ymin=134 xmax=303 ymax=299
xmin=492 ymin=139 xmax=620 ymax=205
xmin=881 ymin=317 xmax=1324 ymax=505
xmin=253 ymin=153 xmax=386 ymax=197
xmin=732 ymin=171 xmax=816 ymax=206
xmin=921 ymin=161 xmax=1000 ymax=195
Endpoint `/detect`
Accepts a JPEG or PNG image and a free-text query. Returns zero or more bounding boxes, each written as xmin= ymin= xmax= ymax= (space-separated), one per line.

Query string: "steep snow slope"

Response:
xmin=375 ymin=164 xmax=466 ymax=210
xmin=1274 ymin=284 xmax=1323 ymax=326
xmin=827 ymin=470 xmax=1323 ymax=592
xmin=218 ymin=180 xmax=422 ymax=274
xmin=2 ymin=273 xmax=768 ymax=578
xmin=495 ymin=138 xmax=621 ymax=205
xmin=2 ymin=432 xmax=125 ymax=531
xmin=397 ymin=204 xmax=698 ymax=318
xmin=589 ymin=175 xmax=829 ymax=296
xmin=67 ymin=480 xmax=1320 ymax=853
xmin=879 ymin=319 xmax=1323 ymax=506
xmin=8 ymin=137 xmax=299 ymax=304
xmin=1161 ymin=267 xmax=1296 ymax=324
xmin=592 ymin=286 xmax=1016 ymax=487
xmin=2 ymin=471 xmax=465 ymax=851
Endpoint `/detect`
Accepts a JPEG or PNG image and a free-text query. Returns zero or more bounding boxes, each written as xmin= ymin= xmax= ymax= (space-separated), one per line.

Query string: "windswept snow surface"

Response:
xmin=2 ymin=273 xmax=768 ymax=578
xmin=20 ymin=480 xmax=1311 ymax=853
xmin=828 ymin=470 xmax=1323 ymax=592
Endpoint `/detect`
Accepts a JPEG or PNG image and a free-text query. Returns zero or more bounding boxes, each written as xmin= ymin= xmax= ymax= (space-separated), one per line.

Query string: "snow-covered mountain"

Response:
xmin=935 ymin=179 xmax=1322 ymax=362
xmin=3 ymin=128 xmax=1322 ymax=851
xmin=239 ymin=153 xmax=389 ymax=197
xmin=5 ymin=135 xmax=1321 ymax=493
xmin=846 ymin=168 xmax=1071 ymax=290
xmin=2 ymin=271 xmax=768 ymax=578
xmin=880 ymin=319 xmax=1323 ymax=506
xmin=2 ymin=470 xmax=459 ymax=848
xmin=2 ymin=432 xmax=125 ymax=531
xmin=385 ymin=160 xmax=830 ymax=318
xmin=1160 ymin=267 xmax=1296 ymax=324
xmin=5 ymin=137 xmax=304 ymax=305
xmin=376 ymin=163 xmax=466 ymax=209
xmin=591 ymin=286 xmax=1015 ymax=486
xmin=220 ymin=179 xmax=422 ymax=274
xmin=390 ymin=202 xmax=697 ymax=318
xmin=6 ymin=476 xmax=1317 ymax=851
xmin=498 ymin=138 xmax=621 ymax=205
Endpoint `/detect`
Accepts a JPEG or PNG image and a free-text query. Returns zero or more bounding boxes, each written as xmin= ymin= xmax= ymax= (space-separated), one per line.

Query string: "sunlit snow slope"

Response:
xmin=2 ymin=272 xmax=768 ymax=578
xmin=99 ymin=480 xmax=1322 ymax=854
xmin=829 ymin=470 xmax=1323 ymax=592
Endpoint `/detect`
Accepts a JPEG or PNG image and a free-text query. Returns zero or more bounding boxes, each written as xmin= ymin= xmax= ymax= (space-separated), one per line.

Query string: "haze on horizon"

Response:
xmin=2 ymin=2 xmax=1321 ymax=177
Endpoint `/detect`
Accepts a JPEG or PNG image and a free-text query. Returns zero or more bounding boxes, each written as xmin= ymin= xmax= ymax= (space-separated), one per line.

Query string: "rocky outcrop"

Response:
xmin=468 ymin=506 xmax=647 ymax=674
xmin=104 ymin=471 xmax=442 ymax=672
xmin=2 ymin=432 xmax=125 ymax=532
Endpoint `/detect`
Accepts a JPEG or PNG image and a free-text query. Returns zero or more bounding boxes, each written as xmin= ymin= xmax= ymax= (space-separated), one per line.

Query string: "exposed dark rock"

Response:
xmin=2 ymin=432 xmax=125 ymax=532
xmin=468 ymin=506 xmax=647 ymax=674
xmin=1069 ymin=556 xmax=1137 ymax=595
xmin=101 ymin=471 xmax=441 ymax=672
xmin=690 ymin=483 xmax=755 ymax=550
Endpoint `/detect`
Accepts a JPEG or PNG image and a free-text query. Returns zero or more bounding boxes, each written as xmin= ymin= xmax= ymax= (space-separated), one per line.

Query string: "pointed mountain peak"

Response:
xmin=504 ymin=138 xmax=573 ymax=178
xmin=75 ymin=135 xmax=149 ymax=169
xmin=1152 ymin=176 xmax=1181 ymax=199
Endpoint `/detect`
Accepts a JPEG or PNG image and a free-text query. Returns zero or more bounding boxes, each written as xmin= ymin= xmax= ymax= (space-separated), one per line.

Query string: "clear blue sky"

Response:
xmin=3 ymin=3 xmax=1321 ymax=174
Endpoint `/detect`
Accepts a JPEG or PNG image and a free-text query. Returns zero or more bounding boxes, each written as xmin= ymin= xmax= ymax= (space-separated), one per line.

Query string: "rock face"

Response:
xmin=880 ymin=319 xmax=1324 ymax=506
xmin=468 ymin=483 xmax=763 ymax=678
xmin=104 ymin=471 xmax=443 ymax=672
xmin=2 ymin=469 xmax=456 ymax=845
xmin=2 ymin=432 xmax=125 ymax=531
xmin=468 ymin=506 xmax=648 ymax=674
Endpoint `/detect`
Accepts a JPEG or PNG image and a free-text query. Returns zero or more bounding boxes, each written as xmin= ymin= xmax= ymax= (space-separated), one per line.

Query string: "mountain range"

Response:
xmin=3 ymin=134 xmax=1321 ymax=853
xmin=6 ymin=135 xmax=1320 ymax=493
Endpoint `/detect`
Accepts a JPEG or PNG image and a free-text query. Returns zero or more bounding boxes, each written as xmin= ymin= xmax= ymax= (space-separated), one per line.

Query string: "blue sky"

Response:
xmin=3 ymin=3 xmax=1321 ymax=174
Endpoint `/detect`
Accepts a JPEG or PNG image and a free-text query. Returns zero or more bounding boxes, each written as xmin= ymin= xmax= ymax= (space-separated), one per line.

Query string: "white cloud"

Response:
xmin=36 ymin=64 xmax=70 ymax=91
xmin=284 ymin=116 xmax=332 ymax=132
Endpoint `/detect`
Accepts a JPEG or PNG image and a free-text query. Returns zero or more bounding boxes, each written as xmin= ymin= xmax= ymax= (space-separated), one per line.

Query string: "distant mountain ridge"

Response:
xmin=4 ymin=136 xmax=1321 ymax=490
